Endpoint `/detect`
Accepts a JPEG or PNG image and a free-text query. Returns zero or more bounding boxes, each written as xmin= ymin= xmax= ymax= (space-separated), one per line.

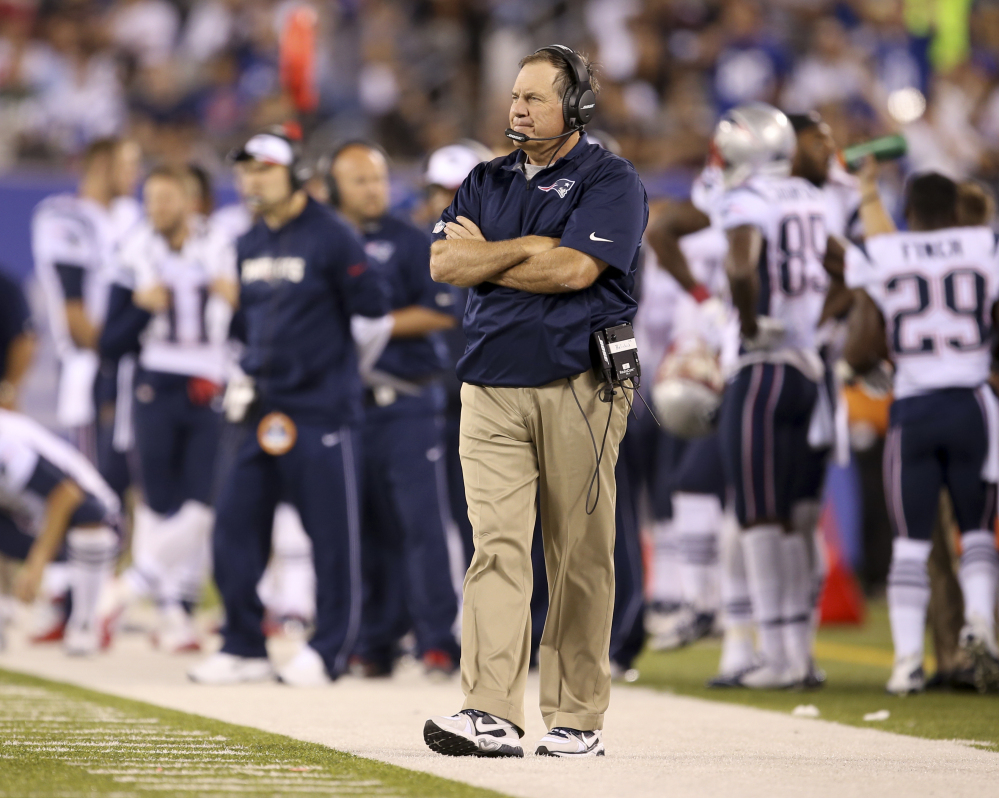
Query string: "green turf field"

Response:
xmin=0 ymin=668 xmax=510 ymax=798
xmin=634 ymin=599 xmax=999 ymax=751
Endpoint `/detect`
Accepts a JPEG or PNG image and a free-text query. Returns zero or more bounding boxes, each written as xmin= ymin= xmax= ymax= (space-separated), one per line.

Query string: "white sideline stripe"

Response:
xmin=87 ymin=770 xmax=358 ymax=779
xmin=0 ymin=683 xmax=388 ymax=797
xmin=115 ymin=776 xmax=379 ymax=792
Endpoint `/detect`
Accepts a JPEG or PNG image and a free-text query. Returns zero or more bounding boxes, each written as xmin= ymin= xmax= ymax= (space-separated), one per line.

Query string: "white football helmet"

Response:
xmin=711 ymin=102 xmax=796 ymax=188
xmin=653 ymin=344 xmax=724 ymax=438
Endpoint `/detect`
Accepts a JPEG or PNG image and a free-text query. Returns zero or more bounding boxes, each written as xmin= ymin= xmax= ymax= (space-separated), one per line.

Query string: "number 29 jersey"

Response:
xmin=719 ymin=175 xmax=829 ymax=356
xmin=846 ymin=227 xmax=999 ymax=400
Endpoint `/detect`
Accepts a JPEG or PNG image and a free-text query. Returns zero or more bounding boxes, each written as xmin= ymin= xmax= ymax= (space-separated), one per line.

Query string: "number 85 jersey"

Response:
xmin=846 ymin=227 xmax=999 ymax=399
xmin=719 ymin=175 xmax=830 ymax=355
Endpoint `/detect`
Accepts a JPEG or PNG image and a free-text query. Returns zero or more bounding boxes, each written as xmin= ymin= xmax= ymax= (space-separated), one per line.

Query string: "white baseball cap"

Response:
xmin=424 ymin=142 xmax=491 ymax=190
xmin=232 ymin=133 xmax=295 ymax=166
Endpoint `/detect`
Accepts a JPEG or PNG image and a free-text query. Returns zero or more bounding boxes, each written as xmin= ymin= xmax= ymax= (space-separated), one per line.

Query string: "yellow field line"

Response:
xmin=814 ymin=641 xmax=936 ymax=671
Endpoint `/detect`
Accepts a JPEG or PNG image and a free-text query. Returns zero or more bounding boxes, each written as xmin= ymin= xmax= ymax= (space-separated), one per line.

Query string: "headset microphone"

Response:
xmin=504 ymin=127 xmax=579 ymax=144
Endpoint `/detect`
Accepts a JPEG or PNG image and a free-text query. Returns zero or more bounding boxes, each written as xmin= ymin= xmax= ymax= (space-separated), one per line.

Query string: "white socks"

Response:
xmin=40 ymin=562 xmax=72 ymax=601
xmin=166 ymin=501 xmax=214 ymax=605
xmin=741 ymin=524 xmax=787 ymax=672
xmin=674 ymin=493 xmax=721 ymax=615
xmin=130 ymin=501 xmax=213 ymax=607
xmin=129 ymin=503 xmax=165 ymax=595
xmin=258 ymin=503 xmax=315 ymax=621
xmin=780 ymin=531 xmax=812 ymax=678
xmin=887 ymin=537 xmax=932 ymax=661
xmin=651 ymin=519 xmax=684 ymax=609
xmin=959 ymin=530 xmax=999 ymax=634
xmin=65 ymin=527 xmax=118 ymax=634
xmin=719 ymin=512 xmax=754 ymax=674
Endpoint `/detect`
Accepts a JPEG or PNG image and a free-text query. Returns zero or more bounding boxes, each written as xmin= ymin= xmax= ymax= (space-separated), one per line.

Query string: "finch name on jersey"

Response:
xmin=846 ymin=226 xmax=999 ymax=399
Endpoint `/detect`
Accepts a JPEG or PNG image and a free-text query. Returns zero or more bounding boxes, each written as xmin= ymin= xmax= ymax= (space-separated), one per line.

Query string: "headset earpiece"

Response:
xmin=259 ymin=123 xmax=310 ymax=191
xmin=535 ymin=44 xmax=595 ymax=131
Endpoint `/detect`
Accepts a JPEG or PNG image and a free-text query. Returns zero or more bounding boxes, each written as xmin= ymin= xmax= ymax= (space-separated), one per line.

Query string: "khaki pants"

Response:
xmin=458 ymin=370 xmax=629 ymax=733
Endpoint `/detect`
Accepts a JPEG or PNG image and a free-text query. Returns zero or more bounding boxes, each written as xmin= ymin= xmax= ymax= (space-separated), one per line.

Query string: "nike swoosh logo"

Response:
xmin=589 ymin=232 xmax=613 ymax=242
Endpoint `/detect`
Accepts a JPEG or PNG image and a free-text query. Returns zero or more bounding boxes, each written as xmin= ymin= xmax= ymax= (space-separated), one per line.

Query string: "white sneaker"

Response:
xmin=188 ymin=652 xmax=274 ymax=685
xmin=886 ymin=653 xmax=925 ymax=695
xmin=959 ymin=617 xmax=999 ymax=693
xmin=738 ymin=662 xmax=796 ymax=689
xmin=645 ymin=603 xmax=683 ymax=639
xmin=28 ymin=595 xmax=67 ymax=643
xmin=649 ymin=606 xmax=716 ymax=651
xmin=610 ymin=661 xmax=639 ymax=683
xmin=277 ymin=645 xmax=332 ymax=687
xmin=157 ymin=605 xmax=201 ymax=654
xmin=63 ymin=626 xmax=99 ymax=656
xmin=95 ymin=576 xmax=138 ymax=649
xmin=535 ymin=728 xmax=605 ymax=757
xmin=424 ymin=709 xmax=524 ymax=758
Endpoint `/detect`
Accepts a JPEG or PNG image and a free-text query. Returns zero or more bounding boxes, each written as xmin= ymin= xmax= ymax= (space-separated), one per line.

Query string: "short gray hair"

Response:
xmin=518 ymin=49 xmax=600 ymax=101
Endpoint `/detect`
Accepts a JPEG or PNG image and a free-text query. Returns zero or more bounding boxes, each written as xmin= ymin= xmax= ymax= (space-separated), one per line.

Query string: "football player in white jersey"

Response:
xmin=97 ymin=165 xmax=238 ymax=653
xmin=646 ymin=112 xmax=857 ymax=683
xmin=845 ymin=172 xmax=999 ymax=694
xmin=33 ymin=139 xmax=129 ymax=450
xmin=714 ymin=103 xmax=845 ymax=689
xmin=30 ymin=136 xmax=141 ymax=641
xmin=0 ymin=409 xmax=119 ymax=654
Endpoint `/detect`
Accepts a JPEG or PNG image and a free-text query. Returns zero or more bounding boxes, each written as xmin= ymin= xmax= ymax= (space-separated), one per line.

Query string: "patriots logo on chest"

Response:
xmin=364 ymin=240 xmax=396 ymax=264
xmin=538 ymin=178 xmax=576 ymax=199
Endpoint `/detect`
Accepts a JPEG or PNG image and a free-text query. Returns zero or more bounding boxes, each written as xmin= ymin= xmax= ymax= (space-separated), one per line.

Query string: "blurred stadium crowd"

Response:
xmin=0 ymin=0 xmax=997 ymax=184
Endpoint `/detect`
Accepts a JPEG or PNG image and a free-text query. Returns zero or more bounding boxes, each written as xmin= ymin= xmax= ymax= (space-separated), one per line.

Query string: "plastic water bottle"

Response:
xmin=841 ymin=135 xmax=907 ymax=172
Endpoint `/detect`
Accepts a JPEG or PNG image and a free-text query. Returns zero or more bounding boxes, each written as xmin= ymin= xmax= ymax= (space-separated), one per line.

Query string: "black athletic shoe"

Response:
xmin=424 ymin=709 xmax=524 ymax=757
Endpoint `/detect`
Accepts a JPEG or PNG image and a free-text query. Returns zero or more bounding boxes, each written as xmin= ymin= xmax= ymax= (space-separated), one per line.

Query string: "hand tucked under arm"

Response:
xmin=429 ymin=216 xmax=558 ymax=287
xmin=645 ymin=199 xmax=712 ymax=295
xmin=489 ymin=246 xmax=608 ymax=294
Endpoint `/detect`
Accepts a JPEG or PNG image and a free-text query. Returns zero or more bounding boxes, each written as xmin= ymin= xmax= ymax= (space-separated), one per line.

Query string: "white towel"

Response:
xmin=112 ymin=355 xmax=136 ymax=453
xmin=976 ymin=385 xmax=999 ymax=483
xmin=350 ymin=314 xmax=395 ymax=377
xmin=56 ymin=349 xmax=99 ymax=428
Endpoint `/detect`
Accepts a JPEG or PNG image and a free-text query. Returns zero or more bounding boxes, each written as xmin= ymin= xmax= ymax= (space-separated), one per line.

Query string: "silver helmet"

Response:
xmin=711 ymin=102 xmax=796 ymax=188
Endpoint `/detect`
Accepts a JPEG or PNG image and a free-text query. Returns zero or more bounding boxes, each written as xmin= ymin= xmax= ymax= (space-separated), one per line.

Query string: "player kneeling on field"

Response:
xmin=0 ymin=409 xmax=119 ymax=655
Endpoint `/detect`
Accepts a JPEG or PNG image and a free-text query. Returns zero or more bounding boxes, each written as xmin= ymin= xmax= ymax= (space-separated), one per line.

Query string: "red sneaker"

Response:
xmin=423 ymin=649 xmax=457 ymax=678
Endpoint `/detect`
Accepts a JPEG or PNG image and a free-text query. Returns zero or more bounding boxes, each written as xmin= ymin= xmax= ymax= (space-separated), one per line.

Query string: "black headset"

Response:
xmin=322 ymin=139 xmax=390 ymax=208
xmin=536 ymin=44 xmax=596 ymax=130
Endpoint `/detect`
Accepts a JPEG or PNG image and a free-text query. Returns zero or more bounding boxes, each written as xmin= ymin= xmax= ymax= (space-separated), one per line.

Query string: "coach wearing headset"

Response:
xmin=187 ymin=126 xmax=389 ymax=688
xmin=423 ymin=46 xmax=648 ymax=759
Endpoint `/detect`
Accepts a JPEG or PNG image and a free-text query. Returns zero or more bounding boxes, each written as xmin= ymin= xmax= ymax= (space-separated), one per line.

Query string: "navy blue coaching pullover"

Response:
xmin=432 ymin=133 xmax=648 ymax=387
xmin=362 ymin=215 xmax=456 ymax=382
xmin=235 ymin=197 xmax=389 ymax=426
